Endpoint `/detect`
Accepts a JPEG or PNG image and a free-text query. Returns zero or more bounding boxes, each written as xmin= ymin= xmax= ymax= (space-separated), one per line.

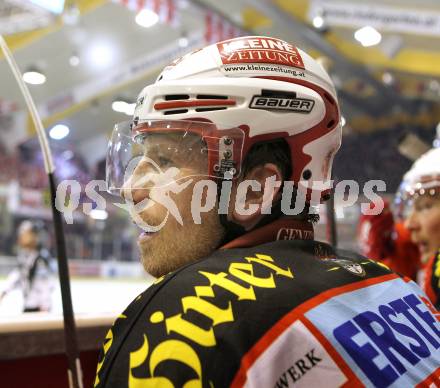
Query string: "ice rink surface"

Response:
xmin=0 ymin=277 xmax=153 ymax=317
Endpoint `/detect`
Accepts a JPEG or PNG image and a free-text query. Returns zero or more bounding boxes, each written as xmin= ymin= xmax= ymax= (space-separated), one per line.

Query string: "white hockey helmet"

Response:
xmin=395 ymin=147 xmax=440 ymax=219
xmin=107 ymin=36 xmax=341 ymax=202
xmin=402 ymin=147 xmax=440 ymax=198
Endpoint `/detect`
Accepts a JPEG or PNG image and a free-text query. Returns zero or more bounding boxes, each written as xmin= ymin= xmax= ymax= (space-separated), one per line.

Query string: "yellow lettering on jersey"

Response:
xmin=128 ymin=337 xmax=203 ymax=387
xmin=119 ymin=254 xmax=293 ymax=386
xmin=128 ymin=335 xmax=175 ymax=388
xmin=181 ymin=296 xmax=234 ymax=326
xmin=198 ymin=271 xmax=256 ymax=301
xmin=149 ymin=340 xmax=202 ymax=388
xmin=95 ymin=314 xmax=126 ymax=387
xmin=94 ymin=329 xmax=113 ymax=386
xmin=229 ymin=262 xmax=276 ymax=288
xmin=195 ymin=285 xmax=215 ymax=298
xmin=434 ymin=255 xmax=440 ymax=278
xmin=245 ymin=254 xmax=294 ymax=278
xmin=128 ymin=335 xmax=155 ymax=387
xmin=165 ymin=314 xmax=216 ymax=346
xmin=131 ymin=377 xmax=173 ymax=388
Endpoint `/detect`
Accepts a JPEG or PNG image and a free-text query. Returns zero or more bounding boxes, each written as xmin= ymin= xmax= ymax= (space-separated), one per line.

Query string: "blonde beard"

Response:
xmin=138 ymin=209 xmax=225 ymax=278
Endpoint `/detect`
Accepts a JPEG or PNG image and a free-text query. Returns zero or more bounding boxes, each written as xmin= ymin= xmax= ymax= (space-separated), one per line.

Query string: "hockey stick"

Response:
xmin=326 ymin=190 xmax=338 ymax=248
xmin=0 ymin=35 xmax=83 ymax=388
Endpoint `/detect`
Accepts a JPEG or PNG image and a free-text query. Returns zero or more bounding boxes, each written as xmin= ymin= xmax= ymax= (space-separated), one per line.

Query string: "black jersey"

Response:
xmin=95 ymin=239 xmax=440 ymax=387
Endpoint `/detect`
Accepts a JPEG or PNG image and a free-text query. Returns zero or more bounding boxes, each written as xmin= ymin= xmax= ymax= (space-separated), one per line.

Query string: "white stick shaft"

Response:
xmin=0 ymin=34 xmax=55 ymax=173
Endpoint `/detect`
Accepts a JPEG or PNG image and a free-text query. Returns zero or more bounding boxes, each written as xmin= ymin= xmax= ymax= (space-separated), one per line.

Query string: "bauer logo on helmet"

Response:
xmin=249 ymin=94 xmax=314 ymax=113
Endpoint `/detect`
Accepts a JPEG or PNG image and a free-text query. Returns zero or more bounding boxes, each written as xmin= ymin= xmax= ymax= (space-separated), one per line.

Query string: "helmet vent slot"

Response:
xmin=165 ymin=94 xmax=190 ymax=100
xmin=196 ymin=94 xmax=228 ymax=100
xmin=261 ymin=89 xmax=297 ymax=98
xmin=164 ymin=109 xmax=189 ymax=115
xmin=327 ymin=119 xmax=335 ymax=128
xmin=195 ymin=107 xmax=227 ymax=112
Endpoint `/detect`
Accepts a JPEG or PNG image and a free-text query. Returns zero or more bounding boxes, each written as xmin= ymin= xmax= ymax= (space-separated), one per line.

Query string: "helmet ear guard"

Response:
xmin=250 ymin=76 xmax=341 ymax=203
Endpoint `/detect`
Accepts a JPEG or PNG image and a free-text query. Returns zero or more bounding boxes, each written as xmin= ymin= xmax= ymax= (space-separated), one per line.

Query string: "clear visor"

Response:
xmin=106 ymin=119 xmax=244 ymax=196
xmin=394 ymin=180 xmax=440 ymax=220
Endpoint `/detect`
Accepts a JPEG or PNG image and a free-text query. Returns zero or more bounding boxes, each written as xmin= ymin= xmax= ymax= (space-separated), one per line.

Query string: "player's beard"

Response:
xmin=137 ymin=205 xmax=225 ymax=278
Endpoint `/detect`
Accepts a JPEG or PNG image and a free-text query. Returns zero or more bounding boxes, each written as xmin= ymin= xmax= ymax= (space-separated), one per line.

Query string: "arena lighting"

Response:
xmin=178 ymin=36 xmax=189 ymax=48
xmin=49 ymin=124 xmax=70 ymax=140
xmin=354 ymin=26 xmax=382 ymax=47
xmin=382 ymin=71 xmax=394 ymax=85
xmin=124 ymin=103 xmax=136 ymax=115
xmin=88 ymin=42 xmax=114 ymax=68
xmin=112 ymin=100 xmax=136 ymax=116
xmin=23 ymin=70 xmax=46 ymax=85
xmin=112 ymin=100 xmax=126 ymax=113
xmin=69 ymin=54 xmax=80 ymax=66
xmin=135 ymin=9 xmax=159 ymax=28
xmin=89 ymin=209 xmax=108 ymax=220
xmin=61 ymin=150 xmax=74 ymax=159
xmin=313 ymin=16 xmax=324 ymax=29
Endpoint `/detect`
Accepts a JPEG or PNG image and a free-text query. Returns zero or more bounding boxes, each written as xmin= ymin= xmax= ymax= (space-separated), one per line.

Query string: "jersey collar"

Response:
xmin=221 ymin=218 xmax=314 ymax=249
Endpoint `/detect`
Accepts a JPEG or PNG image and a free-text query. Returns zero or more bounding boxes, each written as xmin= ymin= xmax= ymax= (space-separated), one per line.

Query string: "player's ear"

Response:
xmin=230 ymin=163 xmax=283 ymax=229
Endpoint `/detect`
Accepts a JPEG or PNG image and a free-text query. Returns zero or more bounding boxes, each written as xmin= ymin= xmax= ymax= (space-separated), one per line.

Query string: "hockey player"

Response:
xmin=0 ymin=220 xmax=55 ymax=312
xmin=357 ymin=199 xmax=421 ymax=280
xmin=95 ymin=36 xmax=440 ymax=387
xmin=402 ymin=147 xmax=440 ymax=307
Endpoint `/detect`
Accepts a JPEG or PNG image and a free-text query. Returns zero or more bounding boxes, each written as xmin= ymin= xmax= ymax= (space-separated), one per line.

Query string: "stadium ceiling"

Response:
xmin=0 ymin=0 xmax=439 ymax=151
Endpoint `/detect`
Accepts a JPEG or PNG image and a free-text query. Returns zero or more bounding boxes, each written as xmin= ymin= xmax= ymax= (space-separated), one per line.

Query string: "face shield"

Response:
xmin=106 ymin=119 xmax=245 ymax=196
xmin=395 ymin=178 xmax=440 ymax=221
